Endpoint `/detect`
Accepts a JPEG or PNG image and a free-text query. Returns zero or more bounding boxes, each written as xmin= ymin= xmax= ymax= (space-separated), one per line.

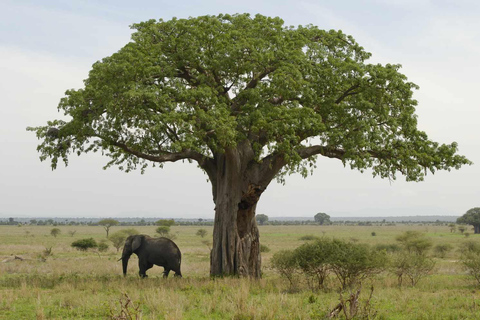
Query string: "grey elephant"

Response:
xmin=120 ymin=234 xmax=182 ymax=278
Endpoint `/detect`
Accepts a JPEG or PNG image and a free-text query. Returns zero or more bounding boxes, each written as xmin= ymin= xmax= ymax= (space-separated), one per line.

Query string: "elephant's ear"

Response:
xmin=131 ymin=236 xmax=143 ymax=252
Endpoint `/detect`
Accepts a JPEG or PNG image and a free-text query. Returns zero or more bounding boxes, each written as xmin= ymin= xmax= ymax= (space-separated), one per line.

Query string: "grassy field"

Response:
xmin=1 ymin=224 xmax=480 ymax=319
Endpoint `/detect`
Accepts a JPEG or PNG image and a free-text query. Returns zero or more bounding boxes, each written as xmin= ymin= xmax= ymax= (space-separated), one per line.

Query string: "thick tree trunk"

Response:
xmin=474 ymin=225 xmax=480 ymax=234
xmin=209 ymin=147 xmax=265 ymax=278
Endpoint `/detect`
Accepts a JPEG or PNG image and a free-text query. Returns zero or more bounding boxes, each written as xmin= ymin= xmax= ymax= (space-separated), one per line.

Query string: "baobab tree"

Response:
xmin=28 ymin=14 xmax=470 ymax=278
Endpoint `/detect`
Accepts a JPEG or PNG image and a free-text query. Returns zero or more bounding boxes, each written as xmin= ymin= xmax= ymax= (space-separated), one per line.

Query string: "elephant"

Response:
xmin=120 ymin=234 xmax=182 ymax=278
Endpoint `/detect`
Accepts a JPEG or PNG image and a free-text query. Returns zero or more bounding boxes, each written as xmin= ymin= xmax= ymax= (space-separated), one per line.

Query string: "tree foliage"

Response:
xmin=28 ymin=13 xmax=469 ymax=181
xmin=98 ymin=219 xmax=119 ymax=237
xmin=457 ymin=208 xmax=480 ymax=234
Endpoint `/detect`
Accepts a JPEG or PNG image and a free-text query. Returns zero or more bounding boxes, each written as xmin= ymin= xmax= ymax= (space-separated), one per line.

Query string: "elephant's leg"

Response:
xmin=138 ymin=261 xmax=148 ymax=278
xmin=163 ymin=268 xmax=170 ymax=278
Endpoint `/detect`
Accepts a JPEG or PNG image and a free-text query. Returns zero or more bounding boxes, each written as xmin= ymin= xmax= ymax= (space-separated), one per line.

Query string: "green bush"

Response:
xmin=395 ymin=231 xmax=433 ymax=255
xmin=98 ymin=241 xmax=109 ymax=252
xmin=299 ymin=235 xmax=319 ymax=241
xmin=272 ymin=238 xmax=387 ymax=290
xmin=294 ymin=238 xmax=337 ymax=289
xmin=156 ymin=226 xmax=170 ymax=236
xmin=50 ymin=228 xmax=61 ymax=238
xmin=434 ymin=244 xmax=453 ymax=258
xmin=271 ymin=250 xmax=298 ymax=287
xmin=196 ymin=229 xmax=208 ymax=238
xmin=328 ymin=239 xmax=387 ymax=289
xmin=461 ymin=251 xmax=480 ymax=285
xmin=260 ymin=244 xmax=270 ymax=253
xmin=109 ymin=229 xmax=140 ymax=252
xmin=71 ymin=238 xmax=97 ymax=251
xmin=375 ymin=243 xmax=401 ymax=253
xmin=392 ymin=252 xmax=435 ymax=286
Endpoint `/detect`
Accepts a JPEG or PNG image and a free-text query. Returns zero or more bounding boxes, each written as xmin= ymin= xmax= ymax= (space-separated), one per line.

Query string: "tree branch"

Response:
xmin=335 ymin=84 xmax=361 ymax=104
xmin=297 ymin=145 xmax=346 ymax=160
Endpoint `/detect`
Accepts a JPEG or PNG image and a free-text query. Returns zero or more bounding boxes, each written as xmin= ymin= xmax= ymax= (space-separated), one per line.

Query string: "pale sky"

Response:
xmin=1 ymin=0 xmax=479 ymax=219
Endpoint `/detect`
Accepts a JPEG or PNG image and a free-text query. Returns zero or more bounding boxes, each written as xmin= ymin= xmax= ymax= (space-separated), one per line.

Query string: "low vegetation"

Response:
xmin=1 ymin=223 xmax=480 ymax=319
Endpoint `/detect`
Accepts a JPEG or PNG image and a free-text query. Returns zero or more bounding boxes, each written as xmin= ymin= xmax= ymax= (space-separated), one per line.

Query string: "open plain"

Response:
xmin=1 ymin=223 xmax=479 ymax=319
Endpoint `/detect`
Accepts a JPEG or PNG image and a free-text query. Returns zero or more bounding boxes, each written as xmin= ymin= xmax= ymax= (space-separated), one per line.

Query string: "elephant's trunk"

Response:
xmin=122 ymin=256 xmax=129 ymax=276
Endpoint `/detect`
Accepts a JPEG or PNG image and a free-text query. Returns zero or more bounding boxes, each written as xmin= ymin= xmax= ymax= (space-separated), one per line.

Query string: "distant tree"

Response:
xmin=155 ymin=219 xmax=175 ymax=227
xmin=196 ymin=229 xmax=208 ymax=238
xmin=449 ymin=223 xmax=456 ymax=233
xmin=395 ymin=231 xmax=432 ymax=255
xmin=98 ymin=219 xmax=119 ymax=237
xmin=109 ymin=229 xmax=140 ymax=252
xmin=256 ymin=214 xmax=269 ymax=225
xmin=156 ymin=226 xmax=170 ymax=236
xmin=68 ymin=230 xmax=77 ymax=237
xmin=314 ymin=212 xmax=331 ymax=225
xmin=457 ymin=208 xmax=480 ymax=234
xmin=50 ymin=228 xmax=61 ymax=238
xmin=458 ymin=225 xmax=467 ymax=234
xmin=71 ymin=238 xmax=97 ymax=251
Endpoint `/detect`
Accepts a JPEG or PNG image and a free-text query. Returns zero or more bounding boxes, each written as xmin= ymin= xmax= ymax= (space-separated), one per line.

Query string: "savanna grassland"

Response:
xmin=1 ymin=223 xmax=480 ymax=319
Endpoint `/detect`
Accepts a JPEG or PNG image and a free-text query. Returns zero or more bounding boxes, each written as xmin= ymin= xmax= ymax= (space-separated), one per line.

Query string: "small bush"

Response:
xmin=375 ymin=243 xmax=401 ymax=253
xmin=371 ymin=232 xmax=376 ymax=236
xmin=392 ymin=252 xmax=435 ymax=286
xmin=434 ymin=244 xmax=453 ymax=258
xmin=71 ymin=238 xmax=98 ymax=251
xmin=271 ymin=250 xmax=298 ymax=287
xmin=260 ymin=244 xmax=270 ymax=253
xmin=461 ymin=250 xmax=480 ymax=285
xmin=328 ymin=239 xmax=387 ymax=289
xmin=98 ymin=241 xmax=109 ymax=252
xmin=155 ymin=226 xmax=170 ymax=236
xmin=396 ymin=231 xmax=432 ymax=255
xmin=294 ymin=238 xmax=337 ymax=289
xmin=50 ymin=228 xmax=61 ymax=238
xmin=299 ymin=235 xmax=319 ymax=241
xmin=196 ymin=229 xmax=207 ymax=238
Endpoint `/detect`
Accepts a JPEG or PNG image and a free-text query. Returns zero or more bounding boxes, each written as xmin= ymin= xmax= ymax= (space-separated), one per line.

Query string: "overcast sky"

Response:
xmin=1 ymin=0 xmax=478 ymax=219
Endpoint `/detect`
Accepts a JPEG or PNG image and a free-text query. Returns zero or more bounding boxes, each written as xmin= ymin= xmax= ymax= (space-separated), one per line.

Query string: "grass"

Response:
xmin=1 ymin=224 xmax=479 ymax=319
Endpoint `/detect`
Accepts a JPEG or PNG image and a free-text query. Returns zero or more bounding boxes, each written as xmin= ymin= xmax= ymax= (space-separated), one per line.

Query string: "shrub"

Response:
xmin=299 ymin=235 xmax=319 ymax=241
xmin=461 ymin=250 xmax=480 ymax=285
xmin=155 ymin=226 xmax=170 ymax=236
xmin=395 ymin=231 xmax=432 ymax=255
xmin=375 ymin=243 xmax=401 ymax=253
xmin=328 ymin=239 xmax=387 ymax=289
xmin=371 ymin=232 xmax=376 ymax=236
xmin=260 ymin=244 xmax=270 ymax=253
xmin=196 ymin=229 xmax=208 ymax=238
xmin=392 ymin=252 xmax=435 ymax=286
xmin=434 ymin=244 xmax=453 ymax=258
xmin=98 ymin=240 xmax=109 ymax=252
xmin=50 ymin=228 xmax=61 ymax=238
xmin=71 ymin=238 xmax=98 ymax=251
xmin=271 ymin=250 xmax=298 ymax=287
xmin=109 ymin=229 xmax=140 ymax=252
xmin=294 ymin=238 xmax=337 ymax=289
